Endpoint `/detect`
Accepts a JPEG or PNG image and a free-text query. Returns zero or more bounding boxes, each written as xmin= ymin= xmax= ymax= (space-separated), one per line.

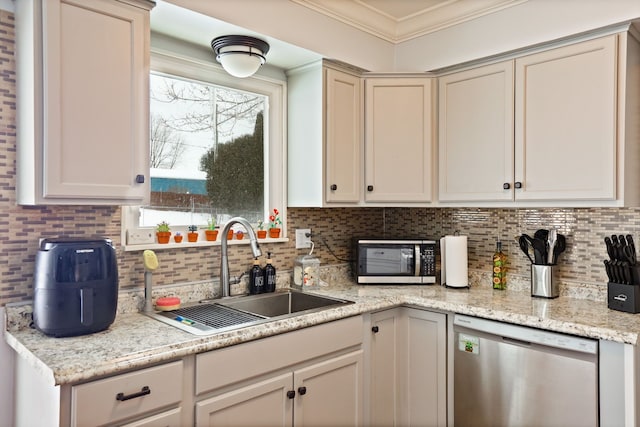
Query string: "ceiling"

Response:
xmin=151 ymin=0 xmax=526 ymax=71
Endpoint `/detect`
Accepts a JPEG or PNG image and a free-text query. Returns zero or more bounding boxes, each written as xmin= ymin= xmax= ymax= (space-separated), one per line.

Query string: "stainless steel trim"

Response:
xmin=357 ymin=239 xmax=436 ymax=244
xmin=414 ymin=244 xmax=420 ymax=277
xmin=358 ymin=276 xmax=424 ymax=284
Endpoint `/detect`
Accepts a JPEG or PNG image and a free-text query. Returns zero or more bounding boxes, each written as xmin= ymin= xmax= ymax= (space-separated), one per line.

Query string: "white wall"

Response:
xmin=395 ymin=0 xmax=640 ymax=71
xmin=166 ymin=0 xmax=396 ymax=71
xmin=0 ymin=307 xmax=15 ymax=427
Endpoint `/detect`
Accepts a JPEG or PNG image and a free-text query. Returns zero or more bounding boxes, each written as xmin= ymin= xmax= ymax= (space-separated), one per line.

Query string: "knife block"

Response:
xmin=607 ymin=282 xmax=640 ymax=313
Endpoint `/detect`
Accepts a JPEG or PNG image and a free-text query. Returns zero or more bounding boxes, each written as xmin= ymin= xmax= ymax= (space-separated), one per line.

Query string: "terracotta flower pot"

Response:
xmin=257 ymin=230 xmax=267 ymax=239
xmin=269 ymin=228 xmax=281 ymax=238
xmin=187 ymin=232 xmax=199 ymax=242
xmin=236 ymin=231 xmax=244 ymax=240
xmin=156 ymin=231 xmax=171 ymax=244
xmin=205 ymin=230 xmax=218 ymax=241
xmin=227 ymin=230 xmax=234 ymax=240
xmin=174 ymin=235 xmax=183 ymax=243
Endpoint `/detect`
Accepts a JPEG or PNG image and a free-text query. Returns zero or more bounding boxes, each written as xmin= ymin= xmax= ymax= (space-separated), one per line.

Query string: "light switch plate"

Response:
xmin=296 ymin=228 xmax=312 ymax=249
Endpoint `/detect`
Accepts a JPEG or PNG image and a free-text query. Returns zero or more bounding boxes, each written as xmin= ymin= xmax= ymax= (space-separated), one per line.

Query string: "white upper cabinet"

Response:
xmin=288 ymin=61 xmax=363 ymax=207
xmin=365 ymin=78 xmax=435 ymax=204
xmin=325 ymin=68 xmax=363 ymax=204
xmin=16 ymin=0 xmax=153 ymax=205
xmin=514 ymin=35 xmax=617 ymax=202
xmin=438 ymin=61 xmax=514 ymax=202
xmin=288 ymin=64 xmax=435 ymax=207
xmin=438 ymin=28 xmax=640 ymax=207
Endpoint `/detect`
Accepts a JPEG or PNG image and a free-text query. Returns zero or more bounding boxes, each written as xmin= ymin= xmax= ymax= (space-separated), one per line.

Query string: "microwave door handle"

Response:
xmin=415 ymin=245 xmax=420 ymax=277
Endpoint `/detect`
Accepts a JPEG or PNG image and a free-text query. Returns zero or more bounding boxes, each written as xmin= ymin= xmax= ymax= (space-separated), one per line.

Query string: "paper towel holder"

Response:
xmin=440 ymin=233 xmax=469 ymax=289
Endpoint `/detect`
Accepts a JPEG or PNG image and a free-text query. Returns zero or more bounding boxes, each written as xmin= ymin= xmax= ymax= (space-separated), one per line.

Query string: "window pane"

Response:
xmin=142 ymin=73 xmax=267 ymax=227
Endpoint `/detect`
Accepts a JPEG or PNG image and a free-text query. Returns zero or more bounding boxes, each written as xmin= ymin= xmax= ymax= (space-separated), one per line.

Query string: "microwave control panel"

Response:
xmin=421 ymin=244 xmax=436 ymax=276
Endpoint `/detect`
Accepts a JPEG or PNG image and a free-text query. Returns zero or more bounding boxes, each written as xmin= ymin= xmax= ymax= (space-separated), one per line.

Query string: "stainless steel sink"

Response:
xmin=145 ymin=290 xmax=353 ymax=336
xmin=218 ymin=290 xmax=350 ymax=317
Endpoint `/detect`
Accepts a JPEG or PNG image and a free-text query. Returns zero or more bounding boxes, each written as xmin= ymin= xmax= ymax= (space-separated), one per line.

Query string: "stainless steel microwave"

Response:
xmin=354 ymin=239 xmax=437 ymax=284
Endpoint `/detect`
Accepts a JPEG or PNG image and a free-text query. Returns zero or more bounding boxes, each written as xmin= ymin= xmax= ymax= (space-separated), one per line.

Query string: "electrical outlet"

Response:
xmin=127 ymin=229 xmax=155 ymax=245
xmin=296 ymin=228 xmax=312 ymax=249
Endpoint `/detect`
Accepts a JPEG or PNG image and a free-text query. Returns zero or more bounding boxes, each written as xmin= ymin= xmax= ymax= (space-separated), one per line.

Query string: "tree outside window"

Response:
xmin=142 ymin=73 xmax=267 ymax=227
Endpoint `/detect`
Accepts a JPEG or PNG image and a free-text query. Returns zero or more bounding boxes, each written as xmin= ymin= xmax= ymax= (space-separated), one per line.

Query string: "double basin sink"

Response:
xmin=146 ymin=289 xmax=354 ymax=336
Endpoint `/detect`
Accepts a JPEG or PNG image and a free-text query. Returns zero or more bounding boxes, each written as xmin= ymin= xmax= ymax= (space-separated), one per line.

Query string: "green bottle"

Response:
xmin=492 ymin=240 xmax=507 ymax=290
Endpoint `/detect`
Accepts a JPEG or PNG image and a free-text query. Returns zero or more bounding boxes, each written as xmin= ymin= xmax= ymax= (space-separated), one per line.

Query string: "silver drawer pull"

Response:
xmin=116 ymin=386 xmax=151 ymax=402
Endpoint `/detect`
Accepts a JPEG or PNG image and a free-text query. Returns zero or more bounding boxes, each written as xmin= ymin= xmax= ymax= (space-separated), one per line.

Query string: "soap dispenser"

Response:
xmin=264 ymin=252 xmax=276 ymax=293
xmin=249 ymin=258 xmax=264 ymax=294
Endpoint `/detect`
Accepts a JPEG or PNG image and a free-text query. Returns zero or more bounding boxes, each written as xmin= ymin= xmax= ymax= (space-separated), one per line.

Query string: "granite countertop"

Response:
xmin=5 ymin=277 xmax=640 ymax=386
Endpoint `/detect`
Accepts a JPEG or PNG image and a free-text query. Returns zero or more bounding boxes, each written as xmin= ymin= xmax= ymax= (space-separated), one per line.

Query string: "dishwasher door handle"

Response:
xmin=502 ymin=336 xmax=532 ymax=347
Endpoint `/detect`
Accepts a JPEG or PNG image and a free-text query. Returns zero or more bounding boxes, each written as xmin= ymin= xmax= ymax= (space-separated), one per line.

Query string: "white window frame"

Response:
xmin=121 ymin=48 xmax=287 ymax=251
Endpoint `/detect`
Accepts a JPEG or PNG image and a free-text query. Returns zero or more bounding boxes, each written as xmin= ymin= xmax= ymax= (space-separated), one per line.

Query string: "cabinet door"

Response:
xmin=38 ymin=0 xmax=149 ymax=203
xmin=438 ymin=62 xmax=514 ymax=201
xmin=325 ymin=68 xmax=362 ymax=203
xmin=195 ymin=373 xmax=293 ymax=427
xmin=514 ymin=35 xmax=617 ymax=201
xmin=369 ymin=309 xmax=402 ymax=426
xmin=399 ymin=309 xmax=447 ymax=427
xmin=293 ymin=350 xmax=364 ymax=427
xmin=365 ymin=78 xmax=434 ymax=203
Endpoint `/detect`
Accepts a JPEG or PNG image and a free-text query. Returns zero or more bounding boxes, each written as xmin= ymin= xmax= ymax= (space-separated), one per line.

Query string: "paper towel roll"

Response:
xmin=443 ymin=235 xmax=468 ymax=287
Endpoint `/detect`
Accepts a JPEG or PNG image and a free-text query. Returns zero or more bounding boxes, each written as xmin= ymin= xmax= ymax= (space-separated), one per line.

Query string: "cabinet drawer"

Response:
xmin=71 ymin=360 xmax=183 ymax=427
xmin=196 ymin=316 xmax=363 ymax=395
xmin=120 ymin=407 xmax=182 ymax=427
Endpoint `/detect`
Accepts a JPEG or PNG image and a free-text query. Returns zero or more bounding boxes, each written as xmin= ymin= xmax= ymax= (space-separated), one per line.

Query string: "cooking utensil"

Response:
xmin=623 ymin=245 xmax=636 ymax=265
xmin=531 ymin=237 xmax=547 ymax=265
xmin=626 ymin=235 xmax=636 ymax=265
xmin=519 ymin=235 xmax=535 ymax=264
xmin=534 ymin=229 xmax=549 ymax=242
xmin=552 ymin=234 xmax=566 ymax=265
xmin=547 ymin=229 xmax=557 ymax=265
xmin=604 ymin=260 xmax=614 ymax=282
xmin=605 ymin=236 xmax=615 ymax=260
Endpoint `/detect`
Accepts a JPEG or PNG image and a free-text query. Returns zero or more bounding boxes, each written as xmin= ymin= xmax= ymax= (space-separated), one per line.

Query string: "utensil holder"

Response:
xmin=531 ymin=265 xmax=559 ymax=298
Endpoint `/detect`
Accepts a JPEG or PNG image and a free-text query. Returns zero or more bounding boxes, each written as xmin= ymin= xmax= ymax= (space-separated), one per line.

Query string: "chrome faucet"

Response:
xmin=220 ymin=217 xmax=262 ymax=297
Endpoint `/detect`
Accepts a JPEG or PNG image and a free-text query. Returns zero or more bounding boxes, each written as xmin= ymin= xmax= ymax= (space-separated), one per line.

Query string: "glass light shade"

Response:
xmin=218 ymin=46 xmax=264 ymax=78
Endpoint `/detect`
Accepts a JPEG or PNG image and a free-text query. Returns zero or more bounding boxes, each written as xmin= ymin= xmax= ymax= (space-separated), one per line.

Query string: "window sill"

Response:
xmin=122 ymin=237 xmax=289 ymax=252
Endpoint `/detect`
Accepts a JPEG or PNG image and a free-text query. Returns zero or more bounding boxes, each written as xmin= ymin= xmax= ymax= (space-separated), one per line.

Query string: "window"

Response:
xmin=122 ymin=48 xmax=286 ymax=248
xmin=146 ymin=72 xmax=267 ymax=226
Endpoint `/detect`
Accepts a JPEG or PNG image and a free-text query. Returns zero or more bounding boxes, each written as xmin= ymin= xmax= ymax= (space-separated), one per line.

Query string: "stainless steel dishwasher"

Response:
xmin=453 ymin=314 xmax=598 ymax=427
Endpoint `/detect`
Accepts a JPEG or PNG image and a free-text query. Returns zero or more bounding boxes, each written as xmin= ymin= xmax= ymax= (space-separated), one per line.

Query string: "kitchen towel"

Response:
xmin=440 ymin=235 xmax=468 ymax=288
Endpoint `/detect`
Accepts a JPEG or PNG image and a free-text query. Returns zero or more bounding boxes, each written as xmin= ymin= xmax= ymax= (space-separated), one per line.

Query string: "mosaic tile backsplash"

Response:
xmin=0 ymin=10 xmax=636 ymax=306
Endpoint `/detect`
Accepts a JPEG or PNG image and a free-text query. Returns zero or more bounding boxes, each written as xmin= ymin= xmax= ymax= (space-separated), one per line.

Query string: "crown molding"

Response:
xmin=290 ymin=0 xmax=528 ymax=43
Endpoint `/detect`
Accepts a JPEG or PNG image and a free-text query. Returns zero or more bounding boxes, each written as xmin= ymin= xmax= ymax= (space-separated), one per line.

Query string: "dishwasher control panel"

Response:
xmin=453 ymin=314 xmax=598 ymax=354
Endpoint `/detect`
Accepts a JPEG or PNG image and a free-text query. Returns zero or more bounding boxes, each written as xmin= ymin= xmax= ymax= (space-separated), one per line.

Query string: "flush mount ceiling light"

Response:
xmin=211 ymin=35 xmax=270 ymax=78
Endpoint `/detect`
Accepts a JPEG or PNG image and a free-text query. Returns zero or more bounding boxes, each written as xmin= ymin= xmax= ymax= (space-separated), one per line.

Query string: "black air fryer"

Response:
xmin=33 ymin=238 xmax=118 ymax=337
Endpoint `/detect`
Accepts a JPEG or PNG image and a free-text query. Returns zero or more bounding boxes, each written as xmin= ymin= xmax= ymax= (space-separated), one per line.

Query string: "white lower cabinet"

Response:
xmin=196 ymin=351 xmax=363 ymax=427
xmin=195 ymin=316 xmax=364 ymax=427
xmin=368 ymin=307 xmax=447 ymax=427
xmin=196 ymin=373 xmax=293 ymax=426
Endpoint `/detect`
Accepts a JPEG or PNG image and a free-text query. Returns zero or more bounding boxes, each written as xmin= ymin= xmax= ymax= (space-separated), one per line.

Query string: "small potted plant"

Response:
xmin=256 ymin=220 xmax=267 ymax=239
xmin=268 ymin=208 xmax=282 ymax=238
xmin=187 ymin=225 xmax=199 ymax=242
xmin=205 ymin=217 xmax=218 ymax=241
xmin=156 ymin=221 xmax=171 ymax=244
xmin=173 ymin=232 xmax=183 ymax=243
xmin=236 ymin=230 xmax=244 ymax=240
